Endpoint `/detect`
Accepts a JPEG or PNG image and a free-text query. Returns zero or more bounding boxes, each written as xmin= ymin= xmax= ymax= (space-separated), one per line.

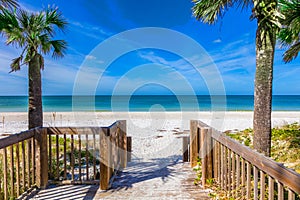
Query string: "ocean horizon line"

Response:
xmin=0 ymin=95 xmax=299 ymax=112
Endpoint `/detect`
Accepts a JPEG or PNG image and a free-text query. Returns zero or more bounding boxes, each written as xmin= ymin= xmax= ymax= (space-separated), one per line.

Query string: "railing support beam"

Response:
xmin=35 ymin=128 xmax=48 ymax=189
xmin=190 ymin=120 xmax=199 ymax=167
xmin=201 ymin=127 xmax=213 ymax=188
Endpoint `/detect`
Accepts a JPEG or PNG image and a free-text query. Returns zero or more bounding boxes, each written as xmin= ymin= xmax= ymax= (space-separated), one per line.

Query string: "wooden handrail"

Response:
xmin=47 ymin=127 xmax=105 ymax=135
xmin=190 ymin=120 xmax=300 ymax=198
xmin=0 ymin=128 xmax=36 ymax=149
xmin=210 ymin=128 xmax=300 ymax=194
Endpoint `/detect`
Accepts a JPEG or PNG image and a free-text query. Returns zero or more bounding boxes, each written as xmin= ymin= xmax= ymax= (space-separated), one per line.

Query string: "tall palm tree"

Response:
xmin=192 ymin=0 xmax=282 ymax=156
xmin=278 ymin=0 xmax=300 ymax=63
xmin=0 ymin=7 xmax=67 ymax=129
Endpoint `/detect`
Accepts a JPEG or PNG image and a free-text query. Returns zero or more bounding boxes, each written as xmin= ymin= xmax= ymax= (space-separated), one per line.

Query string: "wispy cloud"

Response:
xmin=213 ymin=39 xmax=222 ymax=43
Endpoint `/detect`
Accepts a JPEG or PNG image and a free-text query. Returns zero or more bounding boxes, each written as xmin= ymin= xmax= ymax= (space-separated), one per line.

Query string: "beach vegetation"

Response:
xmin=192 ymin=0 xmax=285 ymax=156
xmin=278 ymin=0 xmax=300 ymax=63
xmin=48 ymin=136 xmax=100 ymax=180
xmin=0 ymin=6 xmax=67 ymax=129
xmin=227 ymin=122 xmax=300 ymax=173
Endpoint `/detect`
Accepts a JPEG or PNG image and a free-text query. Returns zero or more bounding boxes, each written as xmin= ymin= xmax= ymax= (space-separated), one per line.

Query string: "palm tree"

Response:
xmin=192 ymin=0 xmax=282 ymax=156
xmin=278 ymin=0 xmax=300 ymax=63
xmin=0 ymin=7 xmax=67 ymax=129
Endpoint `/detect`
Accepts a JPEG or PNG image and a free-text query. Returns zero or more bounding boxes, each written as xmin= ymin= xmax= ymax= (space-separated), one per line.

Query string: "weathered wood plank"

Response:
xmin=48 ymin=132 xmax=52 ymax=178
xmin=246 ymin=161 xmax=251 ymax=199
xmin=93 ymin=131 xmax=96 ymax=180
xmin=71 ymin=134 xmax=74 ymax=181
xmin=63 ymin=134 xmax=67 ymax=180
xmin=35 ymin=128 xmax=48 ymax=188
xmin=190 ymin=120 xmax=199 ymax=167
xmin=47 ymin=127 xmax=103 ymax=135
xmin=214 ymin=141 xmax=221 ymax=183
xmin=21 ymin=141 xmax=26 ymax=191
xmin=268 ymin=176 xmax=274 ymax=200
xmin=119 ymin=121 xmax=127 ymax=168
xmin=217 ymin=142 xmax=221 ymax=184
xmin=200 ymin=127 xmax=207 ymax=188
xmin=100 ymin=128 xmax=110 ymax=190
xmin=0 ymin=129 xmax=35 ymax=149
xmin=16 ymin=143 xmax=20 ymax=197
xmin=27 ymin=139 xmax=31 ymax=187
xmin=56 ymin=135 xmax=59 ymax=180
xmin=224 ymin=147 xmax=228 ymax=191
xmin=253 ymin=166 xmax=258 ymax=200
xmin=228 ymin=149 xmax=231 ymax=195
xmin=10 ymin=145 xmax=14 ymax=197
xmin=241 ymin=158 xmax=246 ymax=197
xmin=78 ymin=133 xmax=82 ymax=181
xmin=3 ymin=148 xmax=8 ymax=200
xmin=206 ymin=128 xmax=213 ymax=180
xmin=31 ymin=137 xmax=35 ymax=184
xmin=288 ymin=189 xmax=295 ymax=200
xmin=236 ymin=154 xmax=240 ymax=197
xmin=85 ymin=133 xmax=89 ymax=180
xmin=220 ymin=144 xmax=224 ymax=189
xmin=127 ymin=136 xmax=132 ymax=162
xmin=232 ymin=151 xmax=236 ymax=196
xmin=260 ymin=171 xmax=265 ymax=200
xmin=278 ymin=181 xmax=284 ymax=200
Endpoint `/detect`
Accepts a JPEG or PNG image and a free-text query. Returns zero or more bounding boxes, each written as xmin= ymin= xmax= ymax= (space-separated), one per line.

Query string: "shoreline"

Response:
xmin=1 ymin=111 xmax=299 ymax=134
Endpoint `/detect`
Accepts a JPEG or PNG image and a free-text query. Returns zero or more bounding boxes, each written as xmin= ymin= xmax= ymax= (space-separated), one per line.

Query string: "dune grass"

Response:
xmin=226 ymin=122 xmax=300 ymax=173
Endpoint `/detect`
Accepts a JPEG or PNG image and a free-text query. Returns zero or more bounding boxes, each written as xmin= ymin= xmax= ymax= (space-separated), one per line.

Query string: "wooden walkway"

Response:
xmin=28 ymin=159 xmax=211 ymax=200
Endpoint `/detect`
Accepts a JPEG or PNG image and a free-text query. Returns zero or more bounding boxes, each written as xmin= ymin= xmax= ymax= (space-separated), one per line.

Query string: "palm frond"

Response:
xmin=45 ymin=7 xmax=67 ymax=34
xmin=283 ymin=42 xmax=300 ymax=63
xmin=9 ymin=56 xmax=22 ymax=73
xmin=38 ymin=34 xmax=51 ymax=54
xmin=278 ymin=0 xmax=300 ymax=62
xmin=0 ymin=0 xmax=18 ymax=10
xmin=192 ymin=0 xmax=252 ymax=24
xmin=50 ymin=39 xmax=67 ymax=59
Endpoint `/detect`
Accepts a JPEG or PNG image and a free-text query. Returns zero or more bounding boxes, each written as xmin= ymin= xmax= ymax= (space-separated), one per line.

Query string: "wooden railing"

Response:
xmin=189 ymin=120 xmax=300 ymax=200
xmin=0 ymin=120 xmax=129 ymax=200
xmin=0 ymin=128 xmax=45 ymax=200
xmin=47 ymin=120 xmax=127 ymax=190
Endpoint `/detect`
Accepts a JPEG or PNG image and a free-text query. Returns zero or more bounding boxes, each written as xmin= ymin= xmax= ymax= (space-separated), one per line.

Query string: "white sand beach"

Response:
xmin=1 ymin=111 xmax=299 ymax=162
xmin=1 ymin=111 xmax=299 ymax=134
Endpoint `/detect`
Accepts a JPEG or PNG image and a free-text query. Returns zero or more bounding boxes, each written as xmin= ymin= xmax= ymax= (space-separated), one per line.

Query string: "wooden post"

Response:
xmin=201 ymin=127 xmax=207 ymax=187
xmin=127 ymin=136 xmax=132 ymax=162
xmin=35 ymin=128 xmax=48 ymax=189
xmin=201 ymin=127 xmax=213 ymax=188
xmin=190 ymin=120 xmax=199 ymax=167
xmin=100 ymin=128 xmax=110 ymax=190
xmin=206 ymin=128 xmax=213 ymax=180
xmin=182 ymin=136 xmax=189 ymax=162
xmin=119 ymin=120 xmax=127 ymax=168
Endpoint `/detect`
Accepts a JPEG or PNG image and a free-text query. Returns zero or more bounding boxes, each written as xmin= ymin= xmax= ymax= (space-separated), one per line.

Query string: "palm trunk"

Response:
xmin=253 ymin=14 xmax=276 ymax=156
xmin=28 ymin=54 xmax=43 ymax=129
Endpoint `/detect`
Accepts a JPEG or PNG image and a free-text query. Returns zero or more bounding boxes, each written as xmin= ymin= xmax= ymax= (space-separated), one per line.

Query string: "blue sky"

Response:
xmin=0 ymin=0 xmax=299 ymax=95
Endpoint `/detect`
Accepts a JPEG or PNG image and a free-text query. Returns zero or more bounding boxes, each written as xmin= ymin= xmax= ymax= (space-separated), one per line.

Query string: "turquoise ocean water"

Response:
xmin=0 ymin=95 xmax=299 ymax=112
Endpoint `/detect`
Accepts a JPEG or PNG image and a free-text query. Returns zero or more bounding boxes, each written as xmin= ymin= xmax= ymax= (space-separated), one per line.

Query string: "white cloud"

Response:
xmin=213 ymin=39 xmax=222 ymax=43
